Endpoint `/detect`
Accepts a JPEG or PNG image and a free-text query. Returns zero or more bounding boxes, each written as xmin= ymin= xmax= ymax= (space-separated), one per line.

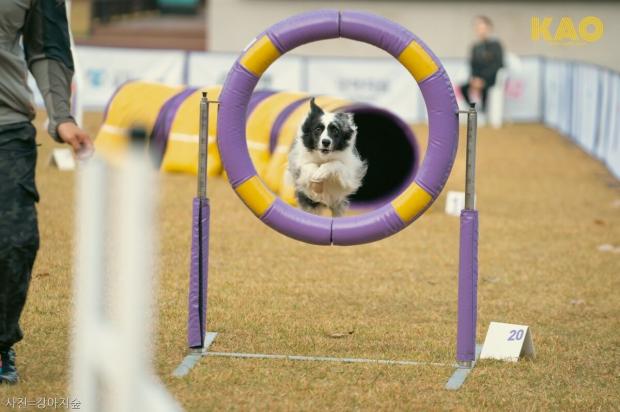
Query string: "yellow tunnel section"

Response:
xmin=95 ymin=82 xmax=321 ymax=194
xmin=162 ymin=86 xmax=222 ymax=175
xmin=95 ymin=81 xmax=183 ymax=162
xmin=246 ymin=91 xmax=307 ymax=176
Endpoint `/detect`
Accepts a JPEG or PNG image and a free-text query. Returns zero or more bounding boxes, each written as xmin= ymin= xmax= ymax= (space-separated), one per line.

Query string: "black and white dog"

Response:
xmin=286 ymin=98 xmax=367 ymax=217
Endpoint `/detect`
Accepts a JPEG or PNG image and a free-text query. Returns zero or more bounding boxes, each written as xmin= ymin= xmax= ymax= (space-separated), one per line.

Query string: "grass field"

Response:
xmin=1 ymin=112 xmax=619 ymax=411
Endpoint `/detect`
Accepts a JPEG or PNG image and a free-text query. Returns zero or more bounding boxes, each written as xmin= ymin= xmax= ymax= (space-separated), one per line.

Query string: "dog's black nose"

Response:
xmin=321 ymin=139 xmax=330 ymax=147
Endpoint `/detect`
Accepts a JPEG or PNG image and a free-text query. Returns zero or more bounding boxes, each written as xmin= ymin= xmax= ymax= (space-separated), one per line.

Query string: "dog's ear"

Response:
xmin=335 ymin=112 xmax=356 ymax=127
xmin=342 ymin=112 xmax=354 ymax=123
xmin=310 ymin=97 xmax=324 ymax=115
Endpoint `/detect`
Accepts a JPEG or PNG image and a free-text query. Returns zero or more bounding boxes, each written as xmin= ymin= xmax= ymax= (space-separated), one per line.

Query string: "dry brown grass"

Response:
xmin=1 ymin=112 xmax=619 ymax=411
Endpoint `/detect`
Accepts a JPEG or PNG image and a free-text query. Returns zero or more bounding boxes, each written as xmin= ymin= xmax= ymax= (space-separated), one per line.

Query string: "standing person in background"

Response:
xmin=460 ymin=16 xmax=504 ymax=112
xmin=0 ymin=0 xmax=93 ymax=384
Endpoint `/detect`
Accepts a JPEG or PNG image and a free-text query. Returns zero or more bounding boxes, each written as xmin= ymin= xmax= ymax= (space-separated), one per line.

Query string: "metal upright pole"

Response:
xmin=198 ymin=92 xmax=209 ymax=199
xmin=464 ymin=103 xmax=477 ymax=210
xmin=187 ymin=92 xmax=211 ymax=349
xmin=456 ymin=103 xmax=479 ymax=366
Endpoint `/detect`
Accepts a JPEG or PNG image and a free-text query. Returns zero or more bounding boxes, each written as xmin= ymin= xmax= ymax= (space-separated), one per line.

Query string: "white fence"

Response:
xmin=30 ymin=46 xmax=619 ymax=178
xmin=543 ymin=60 xmax=620 ymax=178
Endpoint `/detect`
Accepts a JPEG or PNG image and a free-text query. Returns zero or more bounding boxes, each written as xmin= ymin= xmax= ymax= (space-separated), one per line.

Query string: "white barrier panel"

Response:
xmin=595 ymin=70 xmax=613 ymax=161
xmin=570 ymin=65 xmax=599 ymax=152
xmin=543 ymin=60 xmax=562 ymax=129
xmin=543 ymin=60 xmax=620 ymax=179
xmin=607 ymin=73 xmax=620 ymax=177
xmin=76 ymin=46 xmax=186 ymax=109
xmin=306 ymin=57 xmax=422 ymax=122
xmin=544 ymin=60 xmax=573 ymax=136
xmin=504 ymin=58 xmax=541 ymax=122
xmin=187 ymin=52 xmax=304 ymax=91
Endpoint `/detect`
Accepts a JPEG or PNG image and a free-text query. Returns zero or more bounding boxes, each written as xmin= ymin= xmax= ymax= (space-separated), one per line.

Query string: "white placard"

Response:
xmin=480 ymin=321 xmax=535 ymax=362
xmin=49 ymin=148 xmax=76 ymax=171
xmin=445 ymin=190 xmax=468 ymax=216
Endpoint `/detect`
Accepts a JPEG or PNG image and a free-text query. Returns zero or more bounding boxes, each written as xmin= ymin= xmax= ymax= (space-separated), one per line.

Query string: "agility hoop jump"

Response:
xmin=176 ymin=9 xmax=480 ymax=390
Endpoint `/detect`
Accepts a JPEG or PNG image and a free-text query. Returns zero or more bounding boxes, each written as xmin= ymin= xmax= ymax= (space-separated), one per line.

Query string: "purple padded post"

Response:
xmin=456 ymin=209 xmax=478 ymax=362
xmin=187 ymin=198 xmax=210 ymax=348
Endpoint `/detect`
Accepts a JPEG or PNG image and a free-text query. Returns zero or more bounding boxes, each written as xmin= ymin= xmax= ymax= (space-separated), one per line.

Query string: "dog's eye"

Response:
xmin=314 ymin=126 xmax=323 ymax=135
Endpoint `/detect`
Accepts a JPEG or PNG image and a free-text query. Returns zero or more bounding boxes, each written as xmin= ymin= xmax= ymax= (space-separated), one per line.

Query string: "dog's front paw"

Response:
xmin=311 ymin=165 xmax=331 ymax=182
xmin=310 ymin=181 xmax=324 ymax=194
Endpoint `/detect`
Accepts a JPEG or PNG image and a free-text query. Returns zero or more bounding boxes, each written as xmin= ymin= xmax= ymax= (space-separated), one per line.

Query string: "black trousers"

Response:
xmin=460 ymin=82 xmax=490 ymax=112
xmin=0 ymin=122 xmax=39 ymax=351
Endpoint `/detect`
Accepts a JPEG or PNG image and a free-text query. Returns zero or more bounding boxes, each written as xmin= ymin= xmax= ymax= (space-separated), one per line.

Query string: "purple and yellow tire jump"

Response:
xmin=217 ymin=9 xmax=458 ymax=246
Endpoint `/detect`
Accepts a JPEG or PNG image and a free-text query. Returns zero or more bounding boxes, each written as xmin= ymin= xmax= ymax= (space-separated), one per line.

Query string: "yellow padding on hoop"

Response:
xmin=398 ymin=41 xmax=438 ymax=82
xmin=235 ymin=175 xmax=276 ymax=217
xmin=240 ymin=35 xmax=281 ymax=77
xmin=391 ymin=183 xmax=433 ymax=223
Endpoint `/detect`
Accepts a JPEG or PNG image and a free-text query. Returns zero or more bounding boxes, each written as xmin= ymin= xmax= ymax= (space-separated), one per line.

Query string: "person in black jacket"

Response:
xmin=460 ymin=16 xmax=504 ymax=112
xmin=0 ymin=0 xmax=92 ymax=385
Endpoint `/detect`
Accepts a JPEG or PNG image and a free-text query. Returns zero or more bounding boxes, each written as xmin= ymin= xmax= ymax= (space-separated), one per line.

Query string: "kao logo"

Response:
xmin=531 ymin=16 xmax=603 ymax=45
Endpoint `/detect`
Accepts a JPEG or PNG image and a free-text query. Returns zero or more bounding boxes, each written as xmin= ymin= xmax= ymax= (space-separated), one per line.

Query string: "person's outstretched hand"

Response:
xmin=57 ymin=121 xmax=94 ymax=160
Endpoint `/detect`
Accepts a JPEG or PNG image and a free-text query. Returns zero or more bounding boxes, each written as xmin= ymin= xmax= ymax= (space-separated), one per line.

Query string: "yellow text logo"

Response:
xmin=531 ymin=16 xmax=604 ymax=45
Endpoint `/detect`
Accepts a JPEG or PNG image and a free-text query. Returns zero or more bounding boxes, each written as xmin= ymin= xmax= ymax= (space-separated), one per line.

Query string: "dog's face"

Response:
xmin=300 ymin=98 xmax=356 ymax=156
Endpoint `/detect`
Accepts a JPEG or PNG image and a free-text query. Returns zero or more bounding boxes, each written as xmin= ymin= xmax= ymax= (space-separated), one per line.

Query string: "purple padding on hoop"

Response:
xmin=269 ymin=96 xmax=311 ymax=153
xmin=218 ymin=62 xmax=260 ymax=187
xmin=267 ymin=9 xmax=340 ymax=53
xmin=247 ymin=90 xmax=276 ymax=117
xmin=414 ymin=70 xmax=459 ymax=197
xmin=332 ymin=204 xmax=405 ymax=246
xmin=340 ymin=10 xmax=443 ymax=70
xmin=261 ymin=198 xmax=332 ymax=245
xmin=339 ymin=10 xmax=414 ymax=57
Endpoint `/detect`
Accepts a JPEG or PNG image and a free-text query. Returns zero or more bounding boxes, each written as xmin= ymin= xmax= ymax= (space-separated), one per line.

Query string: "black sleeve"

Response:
xmin=479 ymin=41 xmax=504 ymax=87
xmin=468 ymin=44 xmax=477 ymax=76
xmin=22 ymin=0 xmax=75 ymax=141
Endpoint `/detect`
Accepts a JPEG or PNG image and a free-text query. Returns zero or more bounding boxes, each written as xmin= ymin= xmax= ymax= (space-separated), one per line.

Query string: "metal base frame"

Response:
xmin=174 ymin=333 xmax=480 ymax=389
xmin=445 ymin=344 xmax=482 ymax=390
xmin=177 ymin=99 xmax=481 ymax=391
